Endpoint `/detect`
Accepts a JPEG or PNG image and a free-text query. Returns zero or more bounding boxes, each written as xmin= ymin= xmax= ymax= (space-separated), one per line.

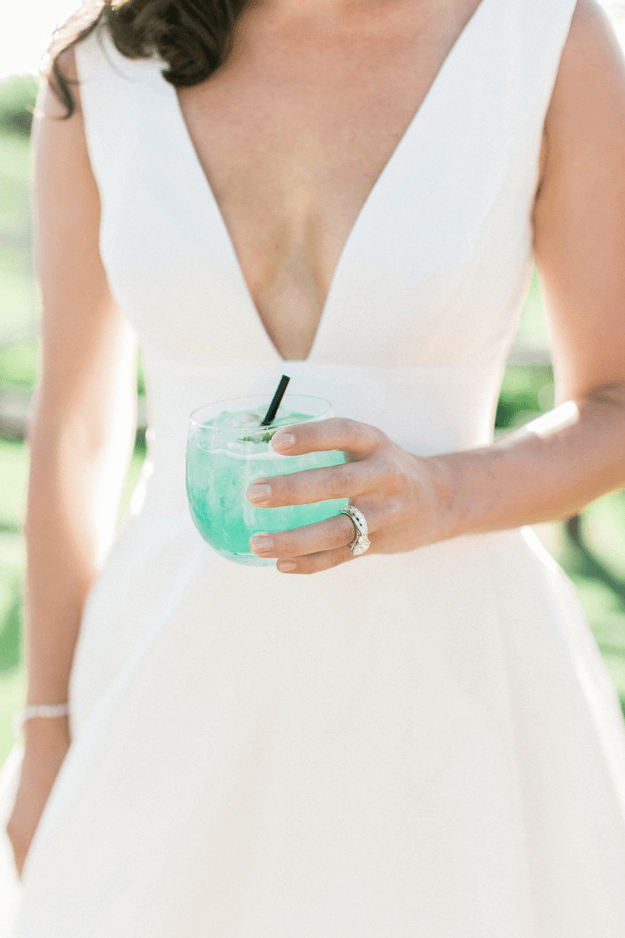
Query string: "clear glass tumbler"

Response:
xmin=186 ymin=394 xmax=348 ymax=566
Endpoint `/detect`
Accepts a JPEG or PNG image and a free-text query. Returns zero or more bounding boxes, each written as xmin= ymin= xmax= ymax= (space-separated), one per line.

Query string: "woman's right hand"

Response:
xmin=5 ymin=718 xmax=71 ymax=879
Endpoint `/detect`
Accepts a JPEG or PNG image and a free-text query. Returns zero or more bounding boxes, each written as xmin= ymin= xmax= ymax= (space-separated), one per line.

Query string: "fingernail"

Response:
xmin=271 ymin=432 xmax=296 ymax=452
xmin=249 ymin=534 xmax=273 ymax=552
xmin=247 ymin=483 xmax=272 ymax=503
xmin=277 ymin=561 xmax=297 ymax=572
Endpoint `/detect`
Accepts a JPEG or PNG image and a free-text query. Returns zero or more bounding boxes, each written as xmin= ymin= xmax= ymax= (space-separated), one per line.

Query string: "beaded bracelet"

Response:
xmin=12 ymin=703 xmax=70 ymax=735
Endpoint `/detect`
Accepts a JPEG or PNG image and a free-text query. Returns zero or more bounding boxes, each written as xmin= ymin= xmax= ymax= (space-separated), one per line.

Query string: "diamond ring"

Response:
xmin=338 ymin=505 xmax=371 ymax=556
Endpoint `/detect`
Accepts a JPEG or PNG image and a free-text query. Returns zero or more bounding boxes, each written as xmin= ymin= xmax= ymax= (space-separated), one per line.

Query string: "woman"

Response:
xmin=2 ymin=0 xmax=625 ymax=932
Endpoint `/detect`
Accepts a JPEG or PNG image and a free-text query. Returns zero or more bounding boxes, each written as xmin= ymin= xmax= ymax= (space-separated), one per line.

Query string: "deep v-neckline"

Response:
xmin=161 ymin=0 xmax=490 ymax=363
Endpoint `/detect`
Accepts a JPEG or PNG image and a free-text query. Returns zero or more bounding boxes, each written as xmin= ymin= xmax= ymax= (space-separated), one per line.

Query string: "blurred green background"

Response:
xmin=1 ymin=74 xmax=624 ymax=766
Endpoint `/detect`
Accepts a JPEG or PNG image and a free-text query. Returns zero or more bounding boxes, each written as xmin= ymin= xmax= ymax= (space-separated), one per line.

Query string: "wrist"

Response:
xmin=423 ymin=452 xmax=468 ymax=544
xmin=21 ymin=716 xmax=71 ymax=750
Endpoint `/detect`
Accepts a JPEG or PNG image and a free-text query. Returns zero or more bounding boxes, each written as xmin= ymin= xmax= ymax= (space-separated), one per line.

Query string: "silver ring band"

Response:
xmin=339 ymin=506 xmax=371 ymax=556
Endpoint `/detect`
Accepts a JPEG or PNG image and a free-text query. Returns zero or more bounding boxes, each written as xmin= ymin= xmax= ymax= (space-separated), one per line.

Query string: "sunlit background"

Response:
xmin=1 ymin=0 xmax=81 ymax=79
xmin=1 ymin=0 xmax=625 ymax=766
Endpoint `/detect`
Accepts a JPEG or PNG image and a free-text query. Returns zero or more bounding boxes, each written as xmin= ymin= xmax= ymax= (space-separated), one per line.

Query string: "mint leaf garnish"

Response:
xmin=238 ymin=428 xmax=278 ymax=444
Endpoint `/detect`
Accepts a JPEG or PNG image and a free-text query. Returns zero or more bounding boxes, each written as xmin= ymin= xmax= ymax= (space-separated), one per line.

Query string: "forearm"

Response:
xmin=23 ymin=407 xmax=135 ymax=706
xmin=432 ymin=384 xmax=625 ymax=541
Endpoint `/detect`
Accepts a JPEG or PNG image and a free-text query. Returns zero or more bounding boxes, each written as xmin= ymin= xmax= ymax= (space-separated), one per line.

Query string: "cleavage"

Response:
xmin=175 ymin=0 xmax=483 ymax=360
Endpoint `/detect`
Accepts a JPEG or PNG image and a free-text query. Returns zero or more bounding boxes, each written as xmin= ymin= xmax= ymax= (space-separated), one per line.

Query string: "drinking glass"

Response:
xmin=186 ymin=394 xmax=348 ymax=566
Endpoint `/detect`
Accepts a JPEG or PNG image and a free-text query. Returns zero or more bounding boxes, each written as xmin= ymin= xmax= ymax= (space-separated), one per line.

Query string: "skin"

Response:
xmin=6 ymin=0 xmax=625 ymax=875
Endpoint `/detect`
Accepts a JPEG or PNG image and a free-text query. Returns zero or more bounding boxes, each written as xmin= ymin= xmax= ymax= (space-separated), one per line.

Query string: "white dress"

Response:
xmin=2 ymin=1 xmax=625 ymax=934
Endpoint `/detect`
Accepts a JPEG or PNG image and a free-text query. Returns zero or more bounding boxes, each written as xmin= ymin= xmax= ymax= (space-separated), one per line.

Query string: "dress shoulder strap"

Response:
xmin=73 ymin=20 xmax=164 ymax=190
xmin=510 ymin=0 xmax=578 ymax=124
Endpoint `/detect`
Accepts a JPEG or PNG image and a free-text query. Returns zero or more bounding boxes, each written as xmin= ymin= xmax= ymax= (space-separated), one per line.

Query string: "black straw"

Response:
xmin=260 ymin=374 xmax=290 ymax=426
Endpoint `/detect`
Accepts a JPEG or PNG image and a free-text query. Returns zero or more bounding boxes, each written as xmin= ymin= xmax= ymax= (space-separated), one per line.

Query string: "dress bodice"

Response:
xmin=74 ymin=0 xmax=577 ymax=514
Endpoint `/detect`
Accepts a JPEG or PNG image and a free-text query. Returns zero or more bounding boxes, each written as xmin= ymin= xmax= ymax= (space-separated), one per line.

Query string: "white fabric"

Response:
xmin=3 ymin=1 xmax=625 ymax=934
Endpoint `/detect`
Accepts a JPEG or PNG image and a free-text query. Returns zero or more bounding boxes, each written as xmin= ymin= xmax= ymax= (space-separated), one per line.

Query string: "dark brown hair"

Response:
xmin=46 ymin=0 xmax=249 ymax=119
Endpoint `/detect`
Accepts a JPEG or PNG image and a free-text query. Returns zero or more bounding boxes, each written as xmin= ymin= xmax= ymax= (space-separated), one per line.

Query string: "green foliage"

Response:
xmin=0 ymin=75 xmax=38 ymax=137
xmin=0 ymin=342 xmax=39 ymax=388
xmin=0 ymin=131 xmax=36 ymax=346
xmin=495 ymin=365 xmax=554 ymax=429
xmin=137 ymin=352 xmax=146 ymax=395
xmin=0 ymin=593 xmax=21 ymax=673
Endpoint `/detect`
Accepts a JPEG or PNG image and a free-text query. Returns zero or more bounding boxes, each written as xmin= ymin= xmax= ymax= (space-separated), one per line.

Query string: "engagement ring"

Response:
xmin=339 ymin=505 xmax=371 ymax=556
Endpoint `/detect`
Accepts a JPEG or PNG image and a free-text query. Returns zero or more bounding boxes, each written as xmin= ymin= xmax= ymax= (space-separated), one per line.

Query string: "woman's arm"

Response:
xmin=7 ymin=45 xmax=137 ymax=874
xmin=23 ymin=47 xmax=138 ymax=714
xmin=428 ymin=0 xmax=625 ymax=540
xmin=246 ymin=0 xmax=625 ymax=573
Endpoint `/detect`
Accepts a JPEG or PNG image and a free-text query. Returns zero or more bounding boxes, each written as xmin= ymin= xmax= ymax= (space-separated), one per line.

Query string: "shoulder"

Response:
xmin=37 ymin=44 xmax=83 ymax=121
xmin=564 ymin=0 xmax=616 ymax=47
xmin=537 ymin=0 xmax=625 ymax=195
xmin=548 ymin=0 xmax=625 ymax=127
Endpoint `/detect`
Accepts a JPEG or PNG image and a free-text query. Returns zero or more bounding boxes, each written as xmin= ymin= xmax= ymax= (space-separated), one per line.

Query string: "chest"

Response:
xmin=90 ymin=0 xmax=550 ymax=371
xmin=174 ymin=0 xmax=484 ymax=359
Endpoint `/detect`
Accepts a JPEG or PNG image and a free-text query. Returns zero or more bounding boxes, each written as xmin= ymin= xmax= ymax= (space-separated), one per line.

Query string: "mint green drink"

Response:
xmin=186 ymin=395 xmax=347 ymax=566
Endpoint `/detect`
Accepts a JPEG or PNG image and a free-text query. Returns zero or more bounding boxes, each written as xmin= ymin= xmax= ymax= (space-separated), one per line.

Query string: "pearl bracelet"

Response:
xmin=12 ymin=703 xmax=70 ymax=735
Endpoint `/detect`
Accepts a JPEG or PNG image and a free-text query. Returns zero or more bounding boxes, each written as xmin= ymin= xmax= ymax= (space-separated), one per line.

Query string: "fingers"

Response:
xmin=276 ymin=547 xmax=356 ymax=575
xmin=249 ymin=513 xmax=355 ymax=559
xmin=270 ymin=417 xmax=387 ymax=458
xmin=248 ymin=499 xmax=378 ymax=562
xmin=244 ymin=417 xmax=392 ymax=573
xmin=246 ymin=457 xmax=382 ymax=507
